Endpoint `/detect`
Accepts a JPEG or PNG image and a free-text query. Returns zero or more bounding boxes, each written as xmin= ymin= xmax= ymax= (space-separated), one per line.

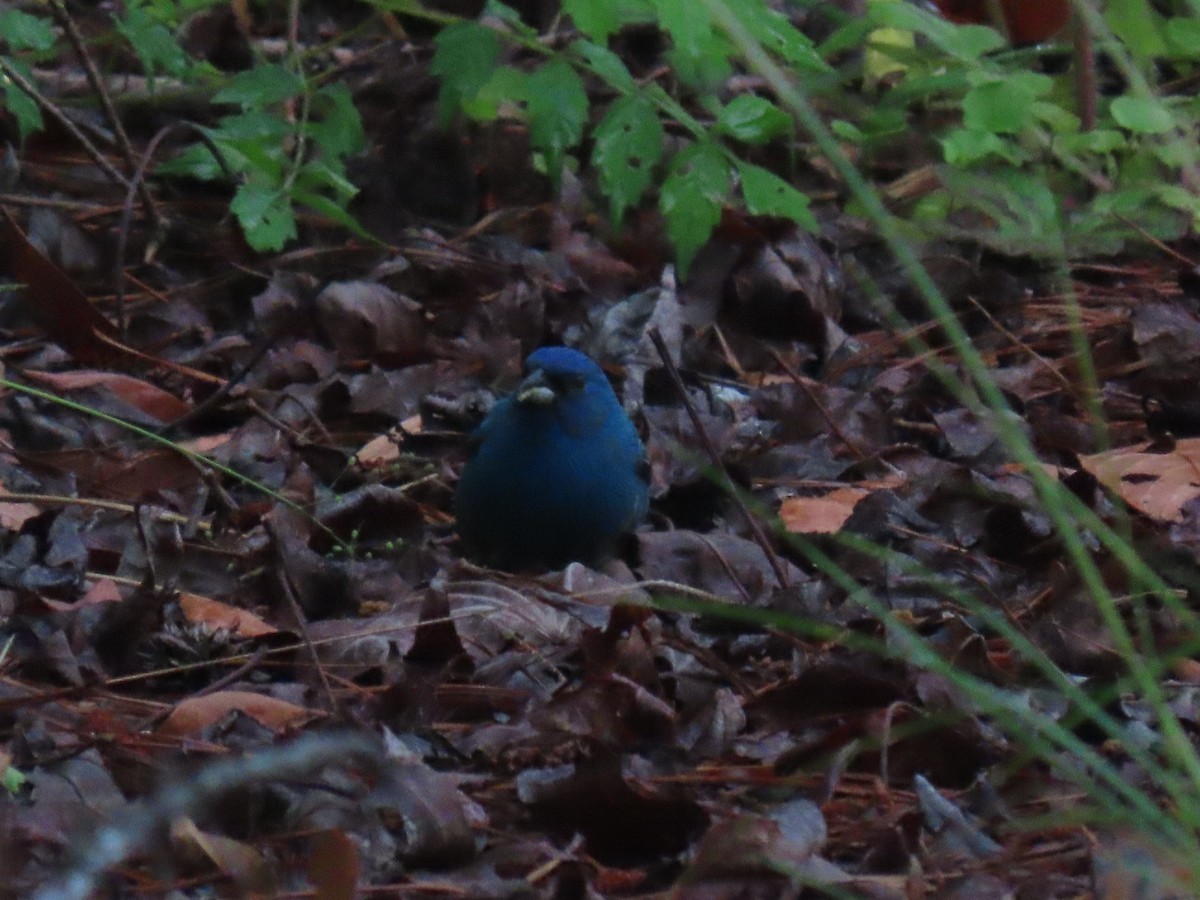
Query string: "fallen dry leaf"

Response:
xmin=1079 ymin=439 xmax=1200 ymax=523
xmin=179 ymin=592 xmax=277 ymax=638
xmin=158 ymin=690 xmax=316 ymax=737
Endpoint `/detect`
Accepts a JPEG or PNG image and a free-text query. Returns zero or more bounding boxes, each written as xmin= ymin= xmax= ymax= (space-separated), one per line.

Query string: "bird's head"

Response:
xmin=516 ymin=347 xmax=611 ymax=409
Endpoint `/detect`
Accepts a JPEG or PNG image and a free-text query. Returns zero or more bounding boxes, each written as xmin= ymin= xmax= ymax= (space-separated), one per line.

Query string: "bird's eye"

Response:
xmin=558 ymin=373 xmax=586 ymax=391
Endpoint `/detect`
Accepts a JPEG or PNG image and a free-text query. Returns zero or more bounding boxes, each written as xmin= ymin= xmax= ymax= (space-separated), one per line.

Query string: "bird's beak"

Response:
xmin=516 ymin=368 xmax=557 ymax=406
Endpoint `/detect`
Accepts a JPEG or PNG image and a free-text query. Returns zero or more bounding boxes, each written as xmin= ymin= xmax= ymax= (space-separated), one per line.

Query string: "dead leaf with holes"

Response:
xmin=1079 ymin=439 xmax=1200 ymax=523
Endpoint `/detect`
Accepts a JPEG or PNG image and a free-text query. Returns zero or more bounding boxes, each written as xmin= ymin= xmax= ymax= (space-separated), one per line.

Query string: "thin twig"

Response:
xmin=268 ymin=520 xmax=341 ymax=716
xmin=0 ymin=57 xmax=129 ymax=191
xmin=647 ymin=327 xmax=790 ymax=589
xmin=49 ymin=0 xmax=158 ymax=228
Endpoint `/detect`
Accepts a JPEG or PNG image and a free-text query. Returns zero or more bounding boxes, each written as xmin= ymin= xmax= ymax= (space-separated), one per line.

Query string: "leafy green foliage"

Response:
xmin=850 ymin=0 xmax=1200 ymax=257
xmin=429 ymin=0 xmax=827 ymax=275
xmin=0 ymin=9 xmax=58 ymax=141
xmin=159 ymin=66 xmax=367 ymax=252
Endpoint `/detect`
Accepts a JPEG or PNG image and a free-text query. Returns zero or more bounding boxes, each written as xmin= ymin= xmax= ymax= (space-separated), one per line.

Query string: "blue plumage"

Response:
xmin=454 ymin=347 xmax=648 ymax=569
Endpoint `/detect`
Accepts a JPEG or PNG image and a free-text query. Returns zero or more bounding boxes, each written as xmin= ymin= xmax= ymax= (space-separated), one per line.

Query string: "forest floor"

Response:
xmin=2 ymin=2 xmax=1200 ymax=897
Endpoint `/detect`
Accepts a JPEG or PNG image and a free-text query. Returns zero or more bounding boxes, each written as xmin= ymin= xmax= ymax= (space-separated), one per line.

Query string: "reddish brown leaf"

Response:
xmin=179 ymin=592 xmax=277 ymax=638
xmin=0 ymin=207 xmax=119 ymax=363
xmin=157 ymin=690 xmax=316 ymax=736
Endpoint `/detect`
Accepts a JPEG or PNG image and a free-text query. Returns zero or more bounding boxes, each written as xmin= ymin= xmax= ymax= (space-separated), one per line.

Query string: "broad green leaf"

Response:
xmin=431 ymin=21 xmax=499 ymax=121
xmin=737 ymin=162 xmax=816 ymax=231
xmin=215 ymin=64 xmax=304 ymax=108
xmin=717 ymin=95 xmax=791 ymax=144
xmin=660 ymin=141 xmax=729 ymax=276
xmin=1105 ymin=0 xmax=1168 ymax=59
xmin=593 ymin=95 xmax=663 ymax=224
xmin=1110 ymin=96 xmax=1174 ymax=134
xmin=963 ymin=73 xmax=1052 ymax=134
xmin=867 ymin=0 xmax=1004 ymax=59
xmin=0 ymin=10 xmax=55 ymax=52
xmin=940 ymin=128 xmax=1025 ymax=166
xmin=575 ymin=40 xmax=636 ymax=93
xmin=525 ymin=60 xmax=588 ymax=183
xmin=1166 ymin=17 xmax=1200 ymax=60
xmin=231 ymin=180 xmax=297 ymax=251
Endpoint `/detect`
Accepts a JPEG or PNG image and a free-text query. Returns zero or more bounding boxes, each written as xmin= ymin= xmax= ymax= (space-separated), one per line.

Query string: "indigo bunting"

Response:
xmin=455 ymin=347 xmax=649 ymax=569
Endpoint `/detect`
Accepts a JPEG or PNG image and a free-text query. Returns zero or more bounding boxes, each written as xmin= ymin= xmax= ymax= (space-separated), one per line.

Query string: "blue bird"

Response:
xmin=455 ymin=347 xmax=649 ymax=569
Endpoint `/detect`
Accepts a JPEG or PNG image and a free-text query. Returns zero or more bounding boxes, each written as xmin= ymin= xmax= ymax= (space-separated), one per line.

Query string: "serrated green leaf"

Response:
xmin=115 ymin=8 xmax=190 ymax=79
xmin=660 ymin=141 xmax=729 ymax=276
xmin=731 ymin=1 xmax=830 ymax=72
xmin=737 ymin=162 xmax=815 ymax=231
xmin=576 ymin=41 xmax=636 ymax=93
xmin=308 ymin=83 xmax=366 ymax=158
xmin=717 ymin=95 xmax=791 ymax=144
xmin=655 ymin=0 xmax=733 ymax=88
xmin=214 ymin=64 xmax=304 ymax=108
xmin=231 ymin=180 xmax=296 ymax=251
xmin=592 ymin=95 xmax=664 ymax=225
xmin=525 ymin=60 xmax=588 ymax=183
xmin=431 ymin=21 xmax=500 ymax=121
xmin=0 ymin=10 xmax=56 ymax=53
xmin=1110 ymin=95 xmax=1174 ymax=134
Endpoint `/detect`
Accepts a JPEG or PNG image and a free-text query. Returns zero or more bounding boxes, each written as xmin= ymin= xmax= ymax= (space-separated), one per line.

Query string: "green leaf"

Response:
xmin=867 ymin=0 xmax=1005 ymax=60
xmin=115 ymin=7 xmax=190 ymax=79
xmin=963 ymin=73 xmax=1052 ymax=134
xmin=524 ymin=60 xmax=588 ymax=183
xmin=1110 ymin=95 xmax=1174 ymax=134
xmin=655 ymin=0 xmax=733 ymax=89
xmin=431 ymin=21 xmax=499 ymax=121
xmin=575 ymin=40 xmax=636 ymax=93
xmin=308 ymin=83 xmax=367 ymax=158
xmin=157 ymin=142 xmax=226 ymax=180
xmin=737 ymin=162 xmax=816 ymax=231
xmin=0 ymin=10 xmax=56 ymax=52
xmin=230 ymin=180 xmax=297 ymax=252
xmin=1166 ymin=17 xmax=1200 ymax=60
xmin=592 ymin=95 xmax=664 ymax=225
xmin=731 ymin=1 xmax=830 ymax=72
xmin=940 ymin=128 xmax=1024 ymax=166
xmin=1105 ymin=0 xmax=1168 ymax=59
xmin=556 ymin=0 xmax=643 ymax=40
xmin=717 ymin=95 xmax=792 ymax=144
xmin=660 ymin=141 xmax=729 ymax=276
xmin=0 ymin=57 xmax=43 ymax=140
xmin=2 ymin=765 xmax=25 ymax=795
xmin=214 ymin=64 xmax=304 ymax=108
